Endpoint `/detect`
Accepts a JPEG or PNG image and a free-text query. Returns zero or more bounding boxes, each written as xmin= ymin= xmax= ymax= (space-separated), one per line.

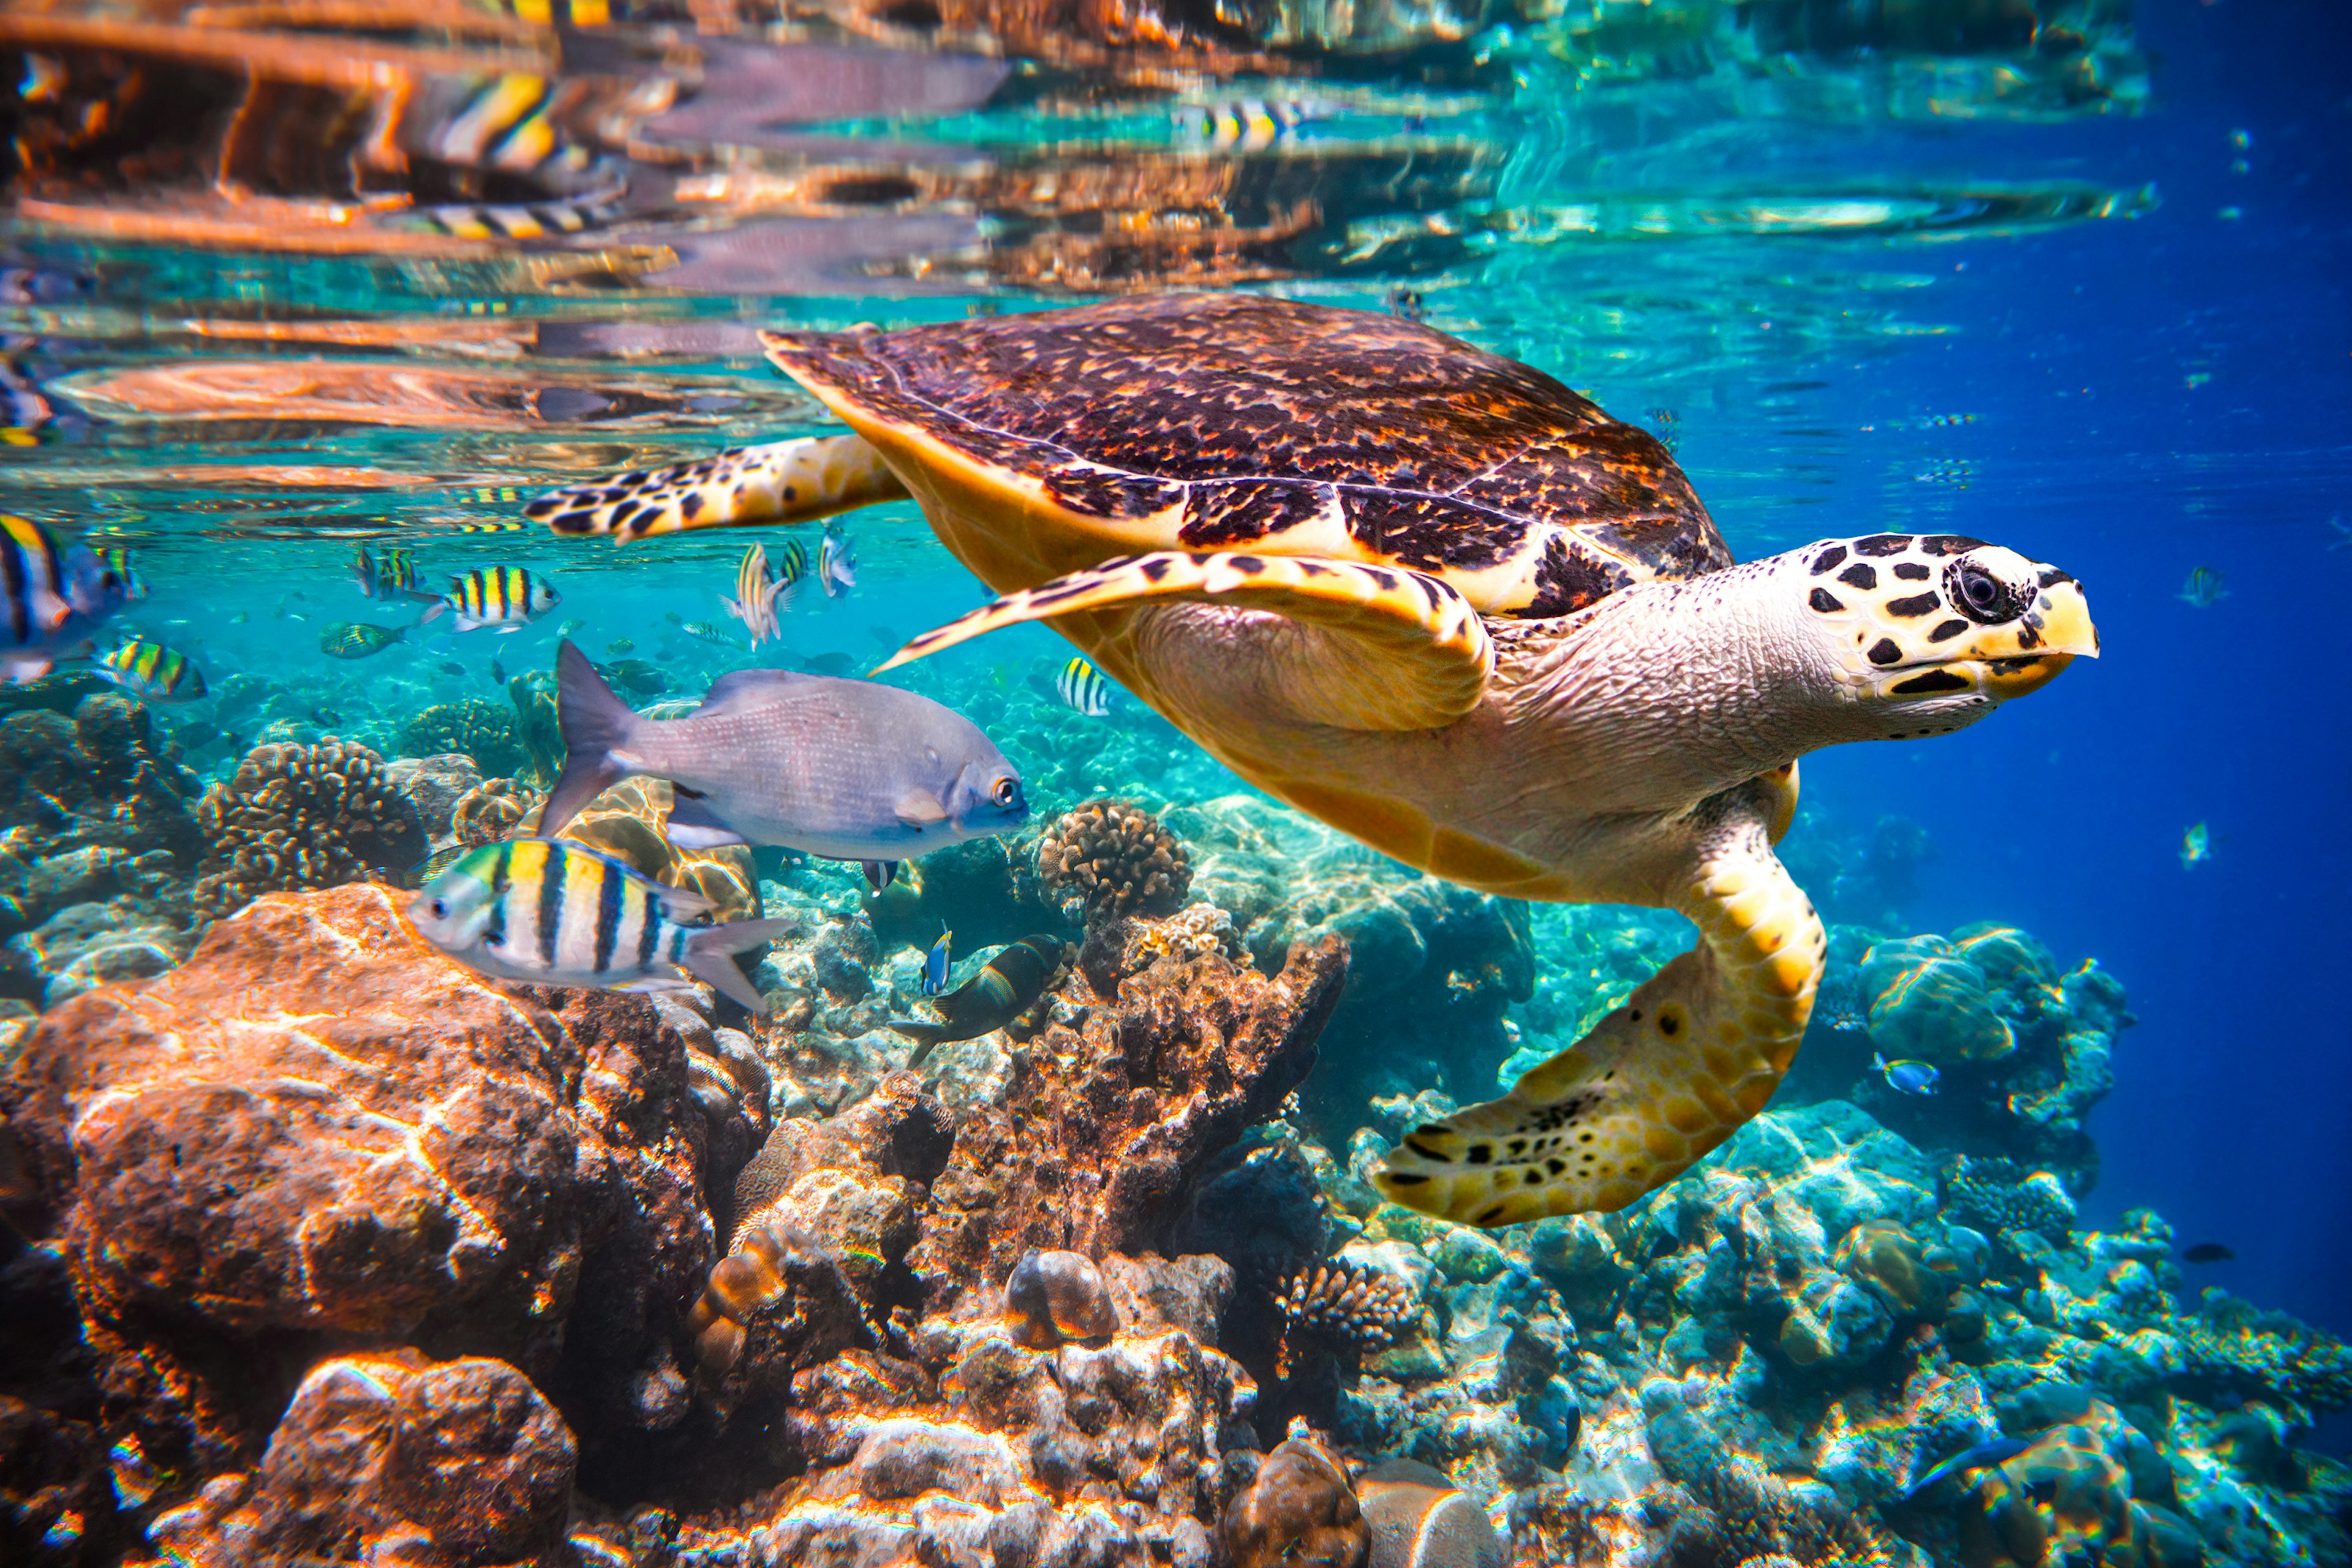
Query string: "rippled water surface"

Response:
xmin=4 ymin=0 xmax=2348 ymax=1403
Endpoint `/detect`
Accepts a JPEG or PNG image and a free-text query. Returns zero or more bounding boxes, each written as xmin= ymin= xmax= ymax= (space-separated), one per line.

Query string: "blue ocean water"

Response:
xmin=2 ymin=0 xmax=2350 ymax=1548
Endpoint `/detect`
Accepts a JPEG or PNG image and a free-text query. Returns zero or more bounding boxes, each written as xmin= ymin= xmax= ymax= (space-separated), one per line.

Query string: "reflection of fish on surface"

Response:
xmin=1 ymin=514 xmax=130 ymax=684
xmin=409 ymin=837 xmax=790 ymax=1013
xmin=1174 ymin=98 xmax=1329 ymax=151
xmin=891 ymin=935 xmax=1061 ymax=1065
xmin=2177 ymin=565 xmax=2227 ymax=608
xmin=540 ymin=641 xmax=1029 ymax=867
xmin=2179 ymin=821 xmax=2212 ymax=870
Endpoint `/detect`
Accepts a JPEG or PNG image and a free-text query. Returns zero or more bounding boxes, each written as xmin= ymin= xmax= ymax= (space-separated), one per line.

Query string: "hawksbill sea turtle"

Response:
xmin=524 ymin=293 xmax=2097 ymax=1228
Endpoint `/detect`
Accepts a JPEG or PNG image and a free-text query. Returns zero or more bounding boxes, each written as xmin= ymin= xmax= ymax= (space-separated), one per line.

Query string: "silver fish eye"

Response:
xmin=993 ymin=777 xmax=1021 ymax=808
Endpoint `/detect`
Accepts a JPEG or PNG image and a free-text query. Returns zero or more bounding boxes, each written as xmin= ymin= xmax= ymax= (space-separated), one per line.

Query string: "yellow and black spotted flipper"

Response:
xmin=1374 ymin=790 xmax=1822 ymax=1226
xmin=525 ymin=434 xmax=908 ymax=541
xmin=875 ymin=551 xmax=1494 ymax=732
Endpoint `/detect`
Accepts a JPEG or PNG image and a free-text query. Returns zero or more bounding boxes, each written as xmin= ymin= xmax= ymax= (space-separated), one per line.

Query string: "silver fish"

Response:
xmin=821 ymin=528 xmax=856 ymax=598
xmin=541 ymin=641 xmax=1028 ymax=864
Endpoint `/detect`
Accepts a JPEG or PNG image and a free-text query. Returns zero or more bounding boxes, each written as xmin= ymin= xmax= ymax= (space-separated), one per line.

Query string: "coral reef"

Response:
xmin=1033 ymin=797 xmax=1192 ymax=923
xmin=397 ymin=699 xmax=525 ymax=779
xmin=189 ymin=740 xmax=426 ymax=919
xmin=1005 ymin=1249 xmax=1120 ymax=1346
xmin=383 ymin=752 xmax=483 ymax=842
xmin=1224 ymin=1431 xmax=1369 ymax=1568
xmin=1276 ymin=1262 xmax=1422 ymax=1376
xmin=449 ymin=776 xmax=539 ymax=846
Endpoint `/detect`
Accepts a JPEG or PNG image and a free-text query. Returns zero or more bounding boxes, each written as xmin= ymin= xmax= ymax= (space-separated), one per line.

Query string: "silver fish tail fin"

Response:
xmin=543 ymin=640 xmax=643 ymax=836
xmin=682 ymin=917 xmax=795 ymax=1012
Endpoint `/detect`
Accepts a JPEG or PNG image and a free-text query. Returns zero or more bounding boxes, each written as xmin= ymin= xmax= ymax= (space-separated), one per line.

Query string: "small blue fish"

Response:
xmin=2177 ymin=566 xmax=2227 ymax=609
xmin=1874 ymin=1052 xmax=1939 ymax=1096
xmin=1897 ymin=1436 xmax=2034 ymax=1502
xmin=2180 ymin=821 xmax=2212 ymax=869
xmin=922 ymin=925 xmax=952 ymax=997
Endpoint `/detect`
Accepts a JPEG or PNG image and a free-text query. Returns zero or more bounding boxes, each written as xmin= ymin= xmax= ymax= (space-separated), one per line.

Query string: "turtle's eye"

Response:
xmin=1954 ymin=563 xmax=2009 ymax=622
xmin=992 ymin=777 xmax=1023 ymax=810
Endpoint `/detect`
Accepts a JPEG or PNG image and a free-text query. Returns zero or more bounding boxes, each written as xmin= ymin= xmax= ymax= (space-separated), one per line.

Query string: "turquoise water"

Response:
xmin=4 ymin=0 xmax=2351 ymax=1559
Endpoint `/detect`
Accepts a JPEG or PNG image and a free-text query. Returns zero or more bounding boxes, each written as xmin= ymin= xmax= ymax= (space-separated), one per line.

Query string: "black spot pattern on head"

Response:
xmin=1894 ymin=561 xmax=1931 ymax=581
xmin=1890 ymin=668 xmax=1971 ymax=694
xmin=1885 ymin=592 xmax=1942 ymax=617
xmin=1921 ymin=535 xmax=1987 ymax=556
xmin=1839 ymin=563 xmax=1879 ymax=590
xmin=1868 ymin=638 xmax=1903 ymax=666
xmin=1809 ymin=545 xmax=1849 ymax=576
xmin=1855 ymin=533 xmax=1913 ymax=557
xmin=2038 ymin=567 xmax=2076 ymax=589
xmin=1809 ymin=587 xmax=1844 ymax=614
xmin=1927 ymin=618 xmax=1969 ymax=643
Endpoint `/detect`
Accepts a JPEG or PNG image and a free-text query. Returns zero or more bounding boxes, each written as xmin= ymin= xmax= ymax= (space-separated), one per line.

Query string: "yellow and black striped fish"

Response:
xmin=1175 ymin=99 xmax=1325 ymax=152
xmin=353 ymin=545 xmax=434 ymax=603
xmin=97 ymin=546 xmax=147 ymax=601
xmin=96 ymin=640 xmax=206 ymax=703
xmin=454 ymin=521 xmax=531 ymax=533
xmin=407 ymin=837 xmax=788 ymax=1011
xmin=423 ymin=566 xmax=561 ymax=632
xmin=3 ymin=513 xmax=130 ymax=684
xmin=1054 ymin=655 xmax=1112 ymax=717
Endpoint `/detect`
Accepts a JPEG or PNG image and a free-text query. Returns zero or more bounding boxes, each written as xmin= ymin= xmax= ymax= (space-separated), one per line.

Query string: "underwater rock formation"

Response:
xmin=1224 ymin=1431 xmax=1369 ymax=1568
xmin=0 ymin=883 xmax=726 ymax=1482
xmin=907 ymin=927 xmax=1347 ymax=1314
xmin=146 ymin=1350 xmax=577 ymax=1568
xmin=383 ymin=752 xmax=483 ymax=842
xmin=190 ymin=740 xmax=426 ymax=919
xmin=449 ymin=776 xmax=540 ymax=846
xmin=1004 ymin=1248 xmax=1120 ymax=1346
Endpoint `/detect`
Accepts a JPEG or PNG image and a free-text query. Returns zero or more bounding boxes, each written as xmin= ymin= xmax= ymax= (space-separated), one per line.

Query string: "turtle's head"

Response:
xmin=1793 ymin=533 xmax=2097 ymax=739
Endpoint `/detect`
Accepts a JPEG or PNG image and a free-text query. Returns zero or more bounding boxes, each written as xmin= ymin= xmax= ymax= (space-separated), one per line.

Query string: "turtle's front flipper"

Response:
xmin=525 ymin=434 xmax=908 ymax=541
xmin=1374 ymin=782 xmax=1822 ymax=1226
xmin=873 ymin=551 xmax=1493 ymax=731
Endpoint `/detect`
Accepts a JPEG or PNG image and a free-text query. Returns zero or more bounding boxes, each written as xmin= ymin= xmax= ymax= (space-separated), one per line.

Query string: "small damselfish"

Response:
xmin=407 ymin=837 xmax=789 ymax=1012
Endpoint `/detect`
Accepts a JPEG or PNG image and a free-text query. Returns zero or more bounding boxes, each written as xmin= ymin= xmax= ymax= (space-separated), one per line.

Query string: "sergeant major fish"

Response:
xmin=890 ymin=934 xmax=1060 ymax=1065
xmin=2 ymin=514 xmax=130 ymax=683
xmin=1054 ymin=655 xmax=1112 ymax=717
xmin=721 ymin=541 xmax=793 ymax=649
xmin=408 ymin=837 xmax=790 ymax=1013
xmin=353 ymin=545 xmax=437 ymax=603
xmin=2177 ymin=566 xmax=2228 ymax=609
xmin=421 ymin=566 xmax=560 ymax=633
xmin=820 ymin=527 xmax=856 ymax=598
xmin=540 ymin=641 xmax=1029 ymax=871
xmin=96 ymin=640 xmax=206 ymax=703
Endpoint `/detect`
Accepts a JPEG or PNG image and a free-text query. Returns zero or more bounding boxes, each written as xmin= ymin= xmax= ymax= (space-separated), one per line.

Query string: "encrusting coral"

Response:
xmin=1033 ymin=797 xmax=1192 ymax=922
xmin=398 ymin=699 xmax=526 ymax=778
xmin=1223 ymin=1431 xmax=1370 ymax=1568
xmin=450 ymin=777 xmax=539 ymax=846
xmin=1943 ymin=1154 xmax=2078 ymax=1243
xmin=189 ymin=740 xmax=425 ymax=919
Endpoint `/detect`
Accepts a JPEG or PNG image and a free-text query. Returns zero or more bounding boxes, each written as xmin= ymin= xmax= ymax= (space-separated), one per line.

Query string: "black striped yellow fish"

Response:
xmin=453 ymin=521 xmax=531 ymax=534
xmin=320 ymin=622 xmax=412 ymax=658
xmin=96 ymin=546 xmax=148 ymax=601
xmin=353 ymin=545 xmax=437 ymax=603
xmin=1054 ymin=655 xmax=1112 ymax=717
xmin=1175 ymin=99 xmax=1327 ymax=151
xmin=407 ymin=837 xmax=789 ymax=1012
xmin=2 ymin=514 xmax=130 ymax=684
xmin=720 ymin=541 xmax=793 ymax=648
xmin=421 ymin=566 xmax=560 ymax=632
xmin=96 ymin=640 xmax=206 ymax=703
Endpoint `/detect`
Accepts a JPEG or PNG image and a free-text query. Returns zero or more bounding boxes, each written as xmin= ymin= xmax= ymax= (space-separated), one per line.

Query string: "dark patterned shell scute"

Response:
xmin=770 ymin=295 xmax=1729 ymax=613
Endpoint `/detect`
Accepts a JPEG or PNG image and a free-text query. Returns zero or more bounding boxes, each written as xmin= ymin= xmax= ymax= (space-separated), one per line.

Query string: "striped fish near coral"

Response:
xmin=407 ymin=837 xmax=788 ymax=1012
xmin=1 ymin=514 xmax=130 ymax=683
xmin=95 ymin=640 xmax=206 ymax=703
xmin=1055 ymin=655 xmax=1112 ymax=717
xmin=421 ymin=566 xmax=560 ymax=632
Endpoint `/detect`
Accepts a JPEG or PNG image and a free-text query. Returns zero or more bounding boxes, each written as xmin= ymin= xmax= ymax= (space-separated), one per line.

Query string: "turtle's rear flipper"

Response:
xmin=526 ymin=434 xmax=908 ymax=541
xmin=873 ymin=551 xmax=1494 ymax=731
xmin=1374 ymin=786 xmax=1821 ymax=1226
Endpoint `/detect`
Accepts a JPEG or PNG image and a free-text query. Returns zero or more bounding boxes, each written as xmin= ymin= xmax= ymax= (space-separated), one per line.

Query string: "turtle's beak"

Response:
xmin=1963 ymin=574 xmax=2098 ymax=699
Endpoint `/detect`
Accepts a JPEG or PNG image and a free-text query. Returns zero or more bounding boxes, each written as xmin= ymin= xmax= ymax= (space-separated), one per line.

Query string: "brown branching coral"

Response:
xmin=398 ymin=699 xmax=524 ymax=778
xmin=1274 ymin=1261 xmax=1419 ymax=1377
xmin=191 ymin=741 xmax=426 ymax=919
xmin=1035 ymin=798 xmax=1191 ymax=923
xmin=451 ymin=777 xmax=540 ymax=846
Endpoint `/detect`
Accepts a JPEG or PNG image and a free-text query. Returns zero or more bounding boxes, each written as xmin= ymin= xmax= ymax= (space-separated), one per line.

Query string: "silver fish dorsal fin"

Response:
xmin=695 ymin=666 xmax=823 ymax=718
